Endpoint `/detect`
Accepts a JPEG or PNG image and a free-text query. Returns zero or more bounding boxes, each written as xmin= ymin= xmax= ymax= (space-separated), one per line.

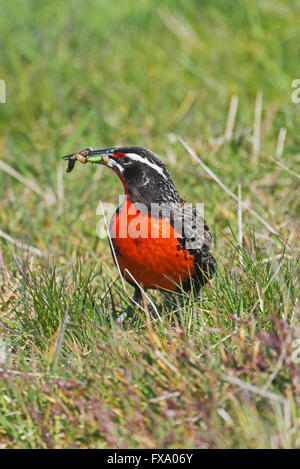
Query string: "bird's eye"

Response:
xmin=122 ymin=156 xmax=130 ymax=165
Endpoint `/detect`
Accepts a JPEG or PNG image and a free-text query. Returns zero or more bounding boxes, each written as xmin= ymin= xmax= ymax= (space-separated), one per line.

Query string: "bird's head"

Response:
xmin=62 ymin=146 xmax=181 ymax=204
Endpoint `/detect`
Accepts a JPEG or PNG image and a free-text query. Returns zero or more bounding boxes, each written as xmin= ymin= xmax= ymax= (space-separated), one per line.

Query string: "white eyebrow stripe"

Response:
xmin=125 ymin=153 xmax=167 ymax=178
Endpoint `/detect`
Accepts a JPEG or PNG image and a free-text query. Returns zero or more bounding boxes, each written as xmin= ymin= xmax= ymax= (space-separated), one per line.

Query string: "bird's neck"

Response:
xmin=128 ymin=182 xmax=181 ymax=207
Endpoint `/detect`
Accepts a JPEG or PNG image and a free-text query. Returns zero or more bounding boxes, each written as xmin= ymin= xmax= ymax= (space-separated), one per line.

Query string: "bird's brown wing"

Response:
xmin=166 ymin=203 xmax=217 ymax=289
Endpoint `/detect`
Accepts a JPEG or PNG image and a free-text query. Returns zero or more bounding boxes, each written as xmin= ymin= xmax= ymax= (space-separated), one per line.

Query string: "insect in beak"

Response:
xmin=61 ymin=147 xmax=114 ymax=172
xmin=61 ymin=147 xmax=92 ymax=172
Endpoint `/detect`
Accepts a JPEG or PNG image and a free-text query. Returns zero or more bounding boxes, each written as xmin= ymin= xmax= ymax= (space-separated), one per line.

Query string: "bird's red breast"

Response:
xmin=110 ymin=199 xmax=195 ymax=291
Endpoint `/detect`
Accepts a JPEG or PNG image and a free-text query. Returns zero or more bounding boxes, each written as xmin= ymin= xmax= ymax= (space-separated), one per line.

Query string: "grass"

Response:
xmin=0 ymin=0 xmax=299 ymax=449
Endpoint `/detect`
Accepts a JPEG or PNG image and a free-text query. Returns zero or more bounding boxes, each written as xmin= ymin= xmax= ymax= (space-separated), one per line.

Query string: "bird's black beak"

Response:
xmin=61 ymin=148 xmax=116 ymax=162
xmin=61 ymin=152 xmax=77 ymax=161
xmin=61 ymin=147 xmax=116 ymax=172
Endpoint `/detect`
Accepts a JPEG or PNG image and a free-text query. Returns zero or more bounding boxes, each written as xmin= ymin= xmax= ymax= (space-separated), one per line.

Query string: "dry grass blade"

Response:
xmin=264 ymin=341 xmax=288 ymax=391
xmin=222 ymin=375 xmax=287 ymax=404
xmin=225 ymin=95 xmax=239 ymax=141
xmin=249 ymin=255 xmax=284 ymax=315
xmin=149 ymin=391 xmax=181 ymax=403
xmin=268 ymin=155 xmax=300 ymax=180
xmin=54 ymin=306 xmax=69 ymax=366
xmin=0 ymin=159 xmax=56 ymax=206
xmin=0 ymin=229 xmax=48 ymax=258
xmin=238 ymin=183 xmax=243 ymax=265
xmin=0 ymin=368 xmax=47 ymax=378
xmin=276 ymin=128 xmax=287 ymax=158
xmin=124 ymin=268 xmax=162 ymax=322
xmin=98 ymin=201 xmax=127 ymax=293
xmin=158 ymin=8 xmax=198 ymax=42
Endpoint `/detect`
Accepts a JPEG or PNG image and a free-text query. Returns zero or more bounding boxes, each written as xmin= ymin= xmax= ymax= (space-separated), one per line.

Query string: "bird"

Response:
xmin=62 ymin=146 xmax=217 ymax=314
